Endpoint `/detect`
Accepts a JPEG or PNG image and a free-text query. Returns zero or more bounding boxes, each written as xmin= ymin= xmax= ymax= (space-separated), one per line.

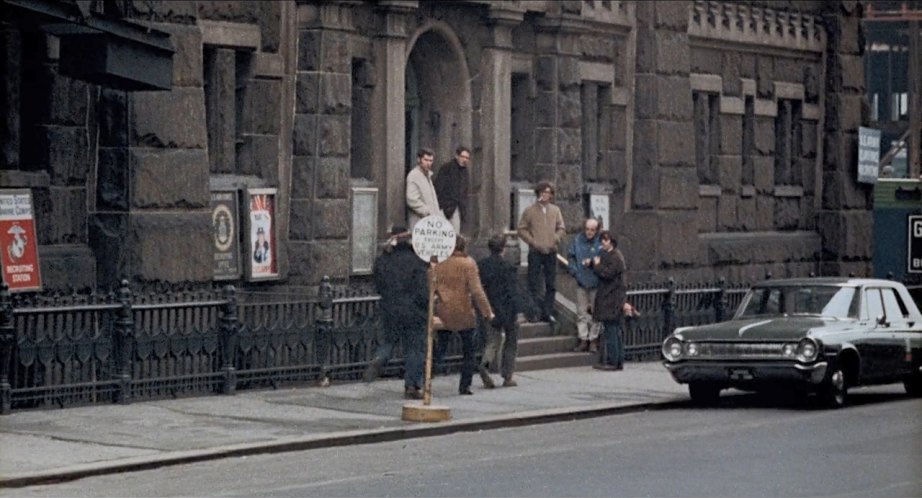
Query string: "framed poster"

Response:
xmin=351 ymin=187 xmax=378 ymax=274
xmin=0 ymin=189 xmax=42 ymax=292
xmin=211 ymin=190 xmax=240 ymax=280
xmin=246 ymin=188 xmax=279 ymax=281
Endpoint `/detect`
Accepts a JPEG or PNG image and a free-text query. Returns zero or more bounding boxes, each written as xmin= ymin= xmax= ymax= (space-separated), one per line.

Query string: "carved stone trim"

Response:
xmin=200 ymin=20 xmax=261 ymax=50
xmin=699 ymin=184 xmax=722 ymax=197
xmin=577 ymin=1 xmax=633 ymax=29
xmin=689 ymin=1 xmax=825 ymax=55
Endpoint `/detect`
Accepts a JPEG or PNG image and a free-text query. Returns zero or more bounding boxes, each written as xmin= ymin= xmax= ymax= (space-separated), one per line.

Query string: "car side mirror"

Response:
xmin=876 ymin=314 xmax=889 ymax=327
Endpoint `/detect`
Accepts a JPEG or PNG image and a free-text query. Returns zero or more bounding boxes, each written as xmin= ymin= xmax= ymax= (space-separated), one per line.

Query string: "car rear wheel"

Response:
xmin=819 ymin=365 xmax=848 ymax=409
xmin=688 ymin=382 xmax=721 ymax=406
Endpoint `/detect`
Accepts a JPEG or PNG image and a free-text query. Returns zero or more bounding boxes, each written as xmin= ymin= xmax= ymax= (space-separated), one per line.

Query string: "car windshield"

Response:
xmin=736 ymin=285 xmax=858 ymax=319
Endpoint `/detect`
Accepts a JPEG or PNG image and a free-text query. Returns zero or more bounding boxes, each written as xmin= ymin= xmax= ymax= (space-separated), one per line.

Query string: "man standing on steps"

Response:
xmin=363 ymin=226 xmax=428 ymax=399
xmin=434 ymin=146 xmax=471 ymax=235
xmin=567 ymin=217 xmax=603 ymax=353
xmin=405 ymin=148 xmax=440 ymax=230
xmin=477 ymin=234 xmax=525 ymax=389
xmin=517 ymin=181 xmax=566 ymax=323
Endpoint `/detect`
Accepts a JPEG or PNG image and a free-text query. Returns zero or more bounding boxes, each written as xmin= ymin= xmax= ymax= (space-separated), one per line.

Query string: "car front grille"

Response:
xmin=694 ymin=342 xmax=788 ymax=360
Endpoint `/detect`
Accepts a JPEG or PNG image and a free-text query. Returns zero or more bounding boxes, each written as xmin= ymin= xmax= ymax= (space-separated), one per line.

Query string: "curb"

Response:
xmin=0 ymin=397 xmax=687 ymax=488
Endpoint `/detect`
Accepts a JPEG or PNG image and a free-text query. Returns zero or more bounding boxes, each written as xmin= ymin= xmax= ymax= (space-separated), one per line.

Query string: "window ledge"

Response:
xmin=699 ymin=184 xmax=721 ymax=197
xmin=773 ymin=185 xmax=804 ymax=198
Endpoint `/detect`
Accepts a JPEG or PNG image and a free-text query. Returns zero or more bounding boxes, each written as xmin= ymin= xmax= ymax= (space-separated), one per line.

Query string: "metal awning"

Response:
xmin=3 ymin=0 xmax=173 ymax=91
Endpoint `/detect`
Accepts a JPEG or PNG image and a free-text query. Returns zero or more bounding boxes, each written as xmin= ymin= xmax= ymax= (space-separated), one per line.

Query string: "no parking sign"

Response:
xmin=411 ymin=215 xmax=456 ymax=263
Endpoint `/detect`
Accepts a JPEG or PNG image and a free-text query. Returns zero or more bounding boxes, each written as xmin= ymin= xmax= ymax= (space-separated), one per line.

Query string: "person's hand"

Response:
xmin=582 ymin=258 xmax=591 ymax=267
xmin=592 ymin=256 xmax=601 ymax=266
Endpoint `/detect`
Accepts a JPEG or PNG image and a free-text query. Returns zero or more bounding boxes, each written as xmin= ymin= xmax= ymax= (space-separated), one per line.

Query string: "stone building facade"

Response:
xmin=0 ymin=0 xmax=869 ymax=291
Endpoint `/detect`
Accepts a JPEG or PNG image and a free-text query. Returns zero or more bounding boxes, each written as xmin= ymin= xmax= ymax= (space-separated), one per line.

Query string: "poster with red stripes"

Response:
xmin=247 ymin=188 xmax=278 ymax=281
xmin=0 ymin=189 xmax=42 ymax=292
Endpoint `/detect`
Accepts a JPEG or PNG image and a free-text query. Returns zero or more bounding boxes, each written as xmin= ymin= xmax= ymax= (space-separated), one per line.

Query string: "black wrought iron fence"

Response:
xmin=0 ymin=276 xmax=751 ymax=414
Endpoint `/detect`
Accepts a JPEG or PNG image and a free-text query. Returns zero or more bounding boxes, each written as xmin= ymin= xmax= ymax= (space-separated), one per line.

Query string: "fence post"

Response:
xmin=114 ymin=280 xmax=133 ymax=405
xmin=663 ymin=278 xmax=676 ymax=336
xmin=0 ymin=284 xmax=14 ymax=414
xmin=220 ymin=285 xmax=238 ymax=395
xmin=315 ymin=276 xmax=334 ymax=386
xmin=715 ymin=277 xmax=727 ymax=323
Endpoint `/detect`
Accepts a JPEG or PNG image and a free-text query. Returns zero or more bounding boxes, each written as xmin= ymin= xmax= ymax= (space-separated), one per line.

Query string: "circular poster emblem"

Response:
xmin=411 ymin=215 xmax=456 ymax=263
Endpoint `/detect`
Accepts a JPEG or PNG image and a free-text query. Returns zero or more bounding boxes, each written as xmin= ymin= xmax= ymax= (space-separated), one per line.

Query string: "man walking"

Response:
xmin=567 ymin=217 xmax=602 ymax=352
xmin=434 ymin=146 xmax=471 ymax=234
xmin=363 ymin=226 xmax=429 ymax=399
xmin=405 ymin=148 xmax=440 ymax=229
xmin=517 ymin=181 xmax=566 ymax=322
xmin=477 ymin=234 xmax=523 ymax=388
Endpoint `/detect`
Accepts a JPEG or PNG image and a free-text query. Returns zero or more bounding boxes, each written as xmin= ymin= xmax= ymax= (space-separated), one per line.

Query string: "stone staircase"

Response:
xmin=514 ymin=320 xmax=598 ymax=372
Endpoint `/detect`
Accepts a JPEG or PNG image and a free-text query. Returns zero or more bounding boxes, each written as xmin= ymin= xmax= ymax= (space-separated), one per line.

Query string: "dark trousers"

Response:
xmin=373 ymin=323 xmax=425 ymax=389
xmin=434 ymin=329 xmax=477 ymax=390
xmin=527 ymin=250 xmax=558 ymax=319
xmin=599 ymin=319 xmax=624 ymax=368
xmin=481 ymin=323 xmax=519 ymax=380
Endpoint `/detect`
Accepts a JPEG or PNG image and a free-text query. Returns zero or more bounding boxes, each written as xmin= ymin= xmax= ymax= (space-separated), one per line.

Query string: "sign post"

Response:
xmin=402 ymin=215 xmax=455 ymax=423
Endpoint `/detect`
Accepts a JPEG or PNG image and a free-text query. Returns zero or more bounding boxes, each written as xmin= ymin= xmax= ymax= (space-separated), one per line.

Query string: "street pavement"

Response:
xmin=0 ymin=361 xmax=688 ymax=488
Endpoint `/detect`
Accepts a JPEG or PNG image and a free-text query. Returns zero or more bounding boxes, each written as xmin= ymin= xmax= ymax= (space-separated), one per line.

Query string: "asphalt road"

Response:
xmin=14 ymin=386 xmax=922 ymax=498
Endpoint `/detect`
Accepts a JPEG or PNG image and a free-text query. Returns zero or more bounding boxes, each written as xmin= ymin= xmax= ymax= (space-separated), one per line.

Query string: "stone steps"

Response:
xmin=515 ymin=351 xmax=598 ymax=372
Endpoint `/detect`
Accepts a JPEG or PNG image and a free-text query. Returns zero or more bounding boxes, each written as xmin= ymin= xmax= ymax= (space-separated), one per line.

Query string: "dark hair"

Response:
xmin=455 ymin=146 xmax=470 ymax=156
xmin=598 ymin=230 xmax=617 ymax=248
xmin=417 ymin=148 xmax=434 ymax=159
xmin=487 ymin=234 xmax=506 ymax=254
xmin=534 ymin=181 xmax=555 ymax=196
xmin=454 ymin=234 xmax=467 ymax=253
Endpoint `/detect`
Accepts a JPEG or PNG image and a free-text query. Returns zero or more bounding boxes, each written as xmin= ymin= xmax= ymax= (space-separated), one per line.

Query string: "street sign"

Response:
xmin=858 ymin=127 xmax=881 ymax=184
xmin=908 ymin=214 xmax=922 ymax=273
xmin=411 ymin=215 xmax=456 ymax=263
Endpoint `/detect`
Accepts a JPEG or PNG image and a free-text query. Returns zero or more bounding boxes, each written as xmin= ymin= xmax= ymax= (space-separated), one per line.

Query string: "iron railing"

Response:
xmin=0 ymin=276 xmax=750 ymax=413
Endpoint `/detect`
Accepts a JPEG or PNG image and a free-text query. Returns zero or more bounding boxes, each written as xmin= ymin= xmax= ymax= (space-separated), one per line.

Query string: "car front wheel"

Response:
xmin=819 ymin=365 xmax=848 ymax=409
xmin=688 ymin=382 xmax=721 ymax=406
xmin=904 ymin=372 xmax=922 ymax=397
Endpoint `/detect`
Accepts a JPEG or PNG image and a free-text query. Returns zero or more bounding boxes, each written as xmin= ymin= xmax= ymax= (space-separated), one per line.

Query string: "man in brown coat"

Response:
xmin=433 ymin=235 xmax=495 ymax=395
xmin=591 ymin=230 xmax=627 ymax=370
xmin=517 ymin=181 xmax=566 ymax=322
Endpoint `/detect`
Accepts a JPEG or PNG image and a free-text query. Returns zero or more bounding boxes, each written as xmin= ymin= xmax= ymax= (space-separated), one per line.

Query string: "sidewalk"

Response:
xmin=0 ymin=361 xmax=687 ymax=487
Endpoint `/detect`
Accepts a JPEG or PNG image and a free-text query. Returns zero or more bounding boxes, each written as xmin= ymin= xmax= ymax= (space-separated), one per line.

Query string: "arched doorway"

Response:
xmin=404 ymin=25 xmax=472 ymax=185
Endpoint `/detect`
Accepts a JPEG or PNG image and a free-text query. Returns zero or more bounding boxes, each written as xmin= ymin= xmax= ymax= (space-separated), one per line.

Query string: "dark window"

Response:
xmin=581 ymin=82 xmax=613 ymax=181
xmin=351 ymin=58 xmax=373 ymax=180
xmin=693 ymin=91 xmax=720 ymax=184
xmin=511 ymin=73 xmax=534 ymax=182
xmin=774 ymin=99 xmax=803 ymax=186
xmin=204 ymin=47 xmax=253 ymax=175
xmin=741 ymin=95 xmax=755 ymax=185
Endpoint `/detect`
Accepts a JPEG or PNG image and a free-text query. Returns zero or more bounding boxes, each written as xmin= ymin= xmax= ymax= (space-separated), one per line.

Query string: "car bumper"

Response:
xmin=663 ymin=360 xmax=828 ymax=386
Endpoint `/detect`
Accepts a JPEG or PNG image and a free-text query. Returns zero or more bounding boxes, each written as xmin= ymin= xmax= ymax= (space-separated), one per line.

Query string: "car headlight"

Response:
xmin=663 ymin=337 xmax=683 ymax=361
xmin=781 ymin=343 xmax=796 ymax=358
xmin=685 ymin=342 xmax=699 ymax=357
xmin=796 ymin=338 xmax=819 ymax=362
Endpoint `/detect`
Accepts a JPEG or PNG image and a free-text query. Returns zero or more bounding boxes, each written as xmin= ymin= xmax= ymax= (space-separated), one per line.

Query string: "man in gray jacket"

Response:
xmin=405 ymin=148 xmax=440 ymax=229
xmin=517 ymin=181 xmax=566 ymax=322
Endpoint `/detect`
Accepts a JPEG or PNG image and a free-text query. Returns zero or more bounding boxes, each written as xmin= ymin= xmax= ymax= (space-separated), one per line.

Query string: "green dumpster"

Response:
xmin=873 ymin=179 xmax=922 ymax=290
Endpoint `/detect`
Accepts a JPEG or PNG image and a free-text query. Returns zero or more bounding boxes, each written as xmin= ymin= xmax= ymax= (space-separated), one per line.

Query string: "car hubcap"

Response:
xmin=831 ymin=370 xmax=844 ymax=392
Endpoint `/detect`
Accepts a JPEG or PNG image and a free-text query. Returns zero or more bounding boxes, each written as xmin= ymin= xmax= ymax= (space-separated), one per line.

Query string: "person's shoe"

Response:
xmin=572 ymin=340 xmax=589 ymax=352
xmin=502 ymin=377 xmax=517 ymax=387
xmin=404 ymin=386 xmax=423 ymax=400
xmin=363 ymin=359 xmax=382 ymax=382
xmin=479 ymin=366 xmax=496 ymax=389
xmin=459 ymin=387 xmax=474 ymax=395
xmin=542 ymin=315 xmax=557 ymax=324
xmin=592 ymin=364 xmax=619 ymax=371
xmin=589 ymin=339 xmax=599 ymax=353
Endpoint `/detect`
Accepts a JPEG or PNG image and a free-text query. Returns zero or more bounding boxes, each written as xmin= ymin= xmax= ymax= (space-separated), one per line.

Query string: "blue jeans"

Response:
xmin=373 ymin=324 xmax=425 ymax=389
xmin=600 ymin=319 xmax=624 ymax=368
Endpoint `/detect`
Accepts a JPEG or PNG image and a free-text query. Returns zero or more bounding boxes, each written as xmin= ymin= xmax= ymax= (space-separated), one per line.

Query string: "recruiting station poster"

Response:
xmin=0 ymin=189 xmax=42 ymax=292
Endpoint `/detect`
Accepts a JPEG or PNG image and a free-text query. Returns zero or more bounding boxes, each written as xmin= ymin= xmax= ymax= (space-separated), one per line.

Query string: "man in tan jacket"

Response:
xmin=517 ymin=181 xmax=566 ymax=323
xmin=433 ymin=235 xmax=495 ymax=395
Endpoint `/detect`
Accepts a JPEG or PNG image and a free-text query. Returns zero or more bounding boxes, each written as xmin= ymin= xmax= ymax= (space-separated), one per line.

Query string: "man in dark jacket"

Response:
xmin=476 ymin=234 xmax=524 ymax=388
xmin=591 ymin=230 xmax=627 ymax=371
xmin=433 ymin=146 xmax=471 ymax=234
xmin=363 ymin=226 xmax=429 ymax=399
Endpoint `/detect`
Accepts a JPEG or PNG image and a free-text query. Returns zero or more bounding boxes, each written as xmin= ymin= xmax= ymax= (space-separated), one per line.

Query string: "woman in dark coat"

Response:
xmin=591 ymin=230 xmax=627 ymax=370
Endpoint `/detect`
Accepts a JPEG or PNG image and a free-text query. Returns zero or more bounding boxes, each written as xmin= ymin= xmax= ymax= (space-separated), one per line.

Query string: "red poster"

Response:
xmin=0 ymin=189 xmax=42 ymax=292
